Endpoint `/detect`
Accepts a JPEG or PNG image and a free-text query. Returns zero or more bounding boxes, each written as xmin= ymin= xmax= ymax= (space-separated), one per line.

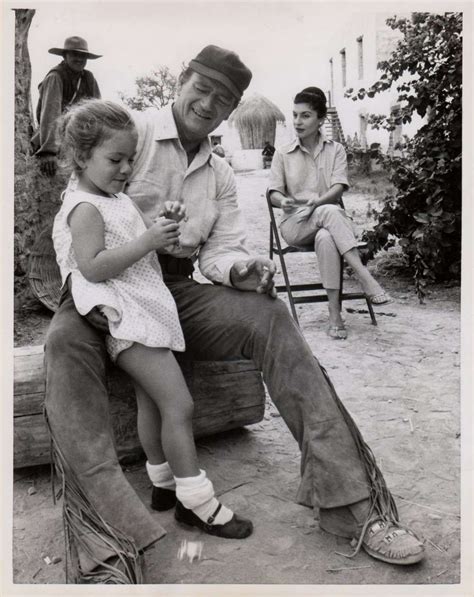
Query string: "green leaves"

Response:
xmin=413 ymin=213 xmax=429 ymax=224
xmin=349 ymin=12 xmax=462 ymax=300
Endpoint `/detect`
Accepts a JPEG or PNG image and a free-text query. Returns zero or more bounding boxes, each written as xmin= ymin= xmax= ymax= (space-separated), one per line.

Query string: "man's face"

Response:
xmin=64 ymin=51 xmax=88 ymax=73
xmin=173 ymin=72 xmax=236 ymax=142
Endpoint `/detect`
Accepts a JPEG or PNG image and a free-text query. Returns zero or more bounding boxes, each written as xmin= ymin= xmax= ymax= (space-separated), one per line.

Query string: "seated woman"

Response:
xmin=268 ymin=86 xmax=392 ymax=339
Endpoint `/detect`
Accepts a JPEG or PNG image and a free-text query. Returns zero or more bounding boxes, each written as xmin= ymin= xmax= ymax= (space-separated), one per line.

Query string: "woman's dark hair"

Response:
xmin=294 ymin=87 xmax=327 ymax=118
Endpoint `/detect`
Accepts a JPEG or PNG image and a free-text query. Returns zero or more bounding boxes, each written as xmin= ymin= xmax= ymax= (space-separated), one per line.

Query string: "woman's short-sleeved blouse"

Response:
xmin=268 ymin=134 xmax=349 ymax=203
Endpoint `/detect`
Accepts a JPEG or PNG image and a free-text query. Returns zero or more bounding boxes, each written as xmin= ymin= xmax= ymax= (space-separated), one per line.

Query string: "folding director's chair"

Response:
xmin=266 ymin=191 xmax=377 ymax=327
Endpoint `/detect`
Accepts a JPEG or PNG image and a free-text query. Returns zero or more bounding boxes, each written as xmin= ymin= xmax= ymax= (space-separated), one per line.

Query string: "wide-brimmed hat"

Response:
xmin=189 ymin=45 xmax=252 ymax=100
xmin=48 ymin=36 xmax=102 ymax=60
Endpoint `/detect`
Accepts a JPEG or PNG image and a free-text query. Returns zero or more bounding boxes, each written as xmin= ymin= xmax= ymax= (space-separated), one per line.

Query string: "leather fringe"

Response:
xmin=44 ymin=409 xmax=143 ymax=584
xmin=319 ymin=364 xmax=399 ymax=523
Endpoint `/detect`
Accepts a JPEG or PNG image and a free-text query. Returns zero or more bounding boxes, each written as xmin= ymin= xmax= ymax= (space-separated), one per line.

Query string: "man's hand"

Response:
xmin=230 ymin=258 xmax=277 ymax=297
xmin=65 ymin=277 xmax=109 ymax=332
xmin=159 ymin=201 xmax=186 ymax=223
xmin=84 ymin=308 xmax=110 ymax=333
xmin=39 ymin=154 xmax=58 ymax=177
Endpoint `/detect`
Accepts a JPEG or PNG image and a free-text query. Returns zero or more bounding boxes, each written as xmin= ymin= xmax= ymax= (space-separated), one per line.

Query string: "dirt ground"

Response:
xmin=12 ymin=169 xmax=463 ymax=591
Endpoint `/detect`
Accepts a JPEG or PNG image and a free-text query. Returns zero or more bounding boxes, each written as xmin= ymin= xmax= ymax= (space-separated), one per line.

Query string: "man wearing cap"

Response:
xmin=31 ymin=36 xmax=101 ymax=176
xmin=44 ymin=44 xmax=424 ymax=583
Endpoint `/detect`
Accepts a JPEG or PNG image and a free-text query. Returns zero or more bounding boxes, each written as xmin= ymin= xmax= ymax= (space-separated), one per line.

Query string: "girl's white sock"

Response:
xmin=146 ymin=461 xmax=176 ymax=490
xmin=175 ymin=469 xmax=233 ymax=525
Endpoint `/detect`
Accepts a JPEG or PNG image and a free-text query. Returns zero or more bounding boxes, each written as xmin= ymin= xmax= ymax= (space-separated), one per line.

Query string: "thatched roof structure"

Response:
xmin=229 ymin=93 xmax=285 ymax=150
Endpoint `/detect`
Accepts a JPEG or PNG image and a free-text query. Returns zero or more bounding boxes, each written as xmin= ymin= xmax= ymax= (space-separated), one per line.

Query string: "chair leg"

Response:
xmin=270 ymin=224 xmax=299 ymax=324
xmin=278 ymin=251 xmax=299 ymax=324
xmin=338 ymin=255 xmax=344 ymax=311
xmin=366 ymin=297 xmax=378 ymax=326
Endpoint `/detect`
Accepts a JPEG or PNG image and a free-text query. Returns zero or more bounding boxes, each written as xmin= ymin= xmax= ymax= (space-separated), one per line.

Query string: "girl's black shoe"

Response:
xmin=174 ymin=500 xmax=253 ymax=539
xmin=151 ymin=487 xmax=177 ymax=511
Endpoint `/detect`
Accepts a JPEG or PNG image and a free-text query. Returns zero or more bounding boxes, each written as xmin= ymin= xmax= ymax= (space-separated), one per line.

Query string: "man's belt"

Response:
xmin=158 ymin=253 xmax=195 ymax=278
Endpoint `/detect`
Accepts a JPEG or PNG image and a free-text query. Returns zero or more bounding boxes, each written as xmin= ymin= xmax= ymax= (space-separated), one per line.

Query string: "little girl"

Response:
xmin=52 ymin=99 xmax=252 ymax=539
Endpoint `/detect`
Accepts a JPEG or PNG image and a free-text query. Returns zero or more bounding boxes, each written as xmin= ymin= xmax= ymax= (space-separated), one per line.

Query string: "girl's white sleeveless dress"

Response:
xmin=53 ymin=190 xmax=185 ymax=358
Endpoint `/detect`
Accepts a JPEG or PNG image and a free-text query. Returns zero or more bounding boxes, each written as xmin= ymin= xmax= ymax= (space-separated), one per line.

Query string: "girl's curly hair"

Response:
xmin=57 ymin=99 xmax=136 ymax=173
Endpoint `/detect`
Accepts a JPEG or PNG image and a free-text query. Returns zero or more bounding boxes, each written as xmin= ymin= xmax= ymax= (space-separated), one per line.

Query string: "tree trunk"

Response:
xmin=14 ymin=9 xmax=69 ymax=307
xmin=14 ymin=9 xmax=36 ymax=303
xmin=14 ymin=9 xmax=35 ymax=152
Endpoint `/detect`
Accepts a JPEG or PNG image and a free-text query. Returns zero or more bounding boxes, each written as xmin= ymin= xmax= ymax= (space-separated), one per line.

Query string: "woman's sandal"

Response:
xmin=327 ymin=324 xmax=348 ymax=340
xmin=174 ymin=500 xmax=253 ymax=539
xmin=366 ymin=292 xmax=394 ymax=306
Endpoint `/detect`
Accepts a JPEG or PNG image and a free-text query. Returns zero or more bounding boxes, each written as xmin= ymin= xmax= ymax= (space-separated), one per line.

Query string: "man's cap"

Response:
xmin=189 ymin=45 xmax=252 ymax=100
xmin=48 ymin=36 xmax=102 ymax=60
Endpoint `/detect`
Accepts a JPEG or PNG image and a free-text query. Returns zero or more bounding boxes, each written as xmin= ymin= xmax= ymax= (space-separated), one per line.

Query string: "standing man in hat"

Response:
xmin=31 ymin=36 xmax=102 ymax=176
xmin=45 ymin=44 xmax=425 ymax=583
xmin=262 ymin=140 xmax=275 ymax=168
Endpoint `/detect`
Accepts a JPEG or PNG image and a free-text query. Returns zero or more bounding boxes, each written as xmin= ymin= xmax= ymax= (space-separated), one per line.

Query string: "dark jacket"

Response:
xmin=31 ymin=61 xmax=101 ymax=155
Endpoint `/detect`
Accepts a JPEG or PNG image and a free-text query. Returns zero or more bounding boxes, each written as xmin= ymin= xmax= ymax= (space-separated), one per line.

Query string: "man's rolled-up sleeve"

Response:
xmin=198 ymin=164 xmax=251 ymax=286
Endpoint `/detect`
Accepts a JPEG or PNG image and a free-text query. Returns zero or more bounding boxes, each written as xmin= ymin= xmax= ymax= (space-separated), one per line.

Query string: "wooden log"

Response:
xmin=14 ymin=345 xmax=266 ymax=469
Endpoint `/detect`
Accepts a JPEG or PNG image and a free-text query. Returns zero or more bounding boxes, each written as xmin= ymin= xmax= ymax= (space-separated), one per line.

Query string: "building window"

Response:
xmin=357 ymin=36 xmax=364 ymax=79
xmin=340 ymin=49 xmax=346 ymax=87
xmin=359 ymin=112 xmax=368 ymax=149
xmin=329 ymin=58 xmax=334 ymax=104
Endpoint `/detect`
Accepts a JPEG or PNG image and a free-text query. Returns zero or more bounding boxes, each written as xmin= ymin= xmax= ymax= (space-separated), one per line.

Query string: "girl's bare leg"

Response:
xmin=117 ymin=344 xmax=252 ymax=536
xmin=117 ymin=344 xmax=199 ymax=478
xmin=134 ymin=383 xmax=165 ymax=464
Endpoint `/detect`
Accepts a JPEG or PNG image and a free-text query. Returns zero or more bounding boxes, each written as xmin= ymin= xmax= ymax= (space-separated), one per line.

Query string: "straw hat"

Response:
xmin=48 ymin=36 xmax=102 ymax=60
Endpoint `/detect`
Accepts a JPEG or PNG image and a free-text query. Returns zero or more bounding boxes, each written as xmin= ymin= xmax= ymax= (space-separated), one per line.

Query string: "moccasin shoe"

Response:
xmin=361 ymin=518 xmax=425 ymax=565
xmin=174 ymin=500 xmax=253 ymax=539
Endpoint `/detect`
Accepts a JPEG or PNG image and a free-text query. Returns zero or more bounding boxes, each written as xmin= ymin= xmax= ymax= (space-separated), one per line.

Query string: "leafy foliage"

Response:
xmin=345 ymin=137 xmax=381 ymax=176
xmin=119 ymin=65 xmax=183 ymax=111
xmin=345 ymin=12 xmax=462 ymax=300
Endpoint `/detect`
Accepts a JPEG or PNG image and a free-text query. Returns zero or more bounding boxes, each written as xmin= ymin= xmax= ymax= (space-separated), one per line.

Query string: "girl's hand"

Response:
xmin=159 ymin=201 xmax=186 ymax=223
xmin=143 ymin=218 xmax=181 ymax=252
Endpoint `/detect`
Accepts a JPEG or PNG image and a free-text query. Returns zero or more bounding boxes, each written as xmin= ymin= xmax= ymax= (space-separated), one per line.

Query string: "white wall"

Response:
xmin=212 ymin=13 xmax=428 ymax=158
xmin=324 ymin=12 xmax=423 ymax=151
